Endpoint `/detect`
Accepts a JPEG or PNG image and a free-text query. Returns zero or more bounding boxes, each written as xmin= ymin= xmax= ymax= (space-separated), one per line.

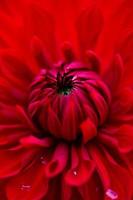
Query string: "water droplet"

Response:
xmin=73 ymin=170 xmax=77 ymax=176
xmin=105 ymin=189 xmax=118 ymax=199
xmin=40 ymin=156 xmax=46 ymax=165
xmin=20 ymin=184 xmax=31 ymax=191
xmin=72 ymin=75 xmax=77 ymax=81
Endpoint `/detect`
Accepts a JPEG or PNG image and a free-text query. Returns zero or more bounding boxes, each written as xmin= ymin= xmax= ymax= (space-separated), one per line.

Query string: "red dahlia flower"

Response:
xmin=0 ymin=0 xmax=133 ymax=200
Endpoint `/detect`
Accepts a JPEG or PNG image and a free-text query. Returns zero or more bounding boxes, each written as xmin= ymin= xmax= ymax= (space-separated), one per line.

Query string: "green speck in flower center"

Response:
xmin=56 ymin=72 xmax=73 ymax=95
xmin=58 ymin=86 xmax=72 ymax=95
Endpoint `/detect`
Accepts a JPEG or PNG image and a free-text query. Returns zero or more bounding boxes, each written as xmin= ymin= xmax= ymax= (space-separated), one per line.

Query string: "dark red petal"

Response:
xmin=79 ymin=173 xmax=104 ymax=200
xmin=61 ymin=177 xmax=72 ymax=200
xmin=62 ymin=97 xmax=78 ymax=141
xmin=84 ymin=83 xmax=108 ymax=124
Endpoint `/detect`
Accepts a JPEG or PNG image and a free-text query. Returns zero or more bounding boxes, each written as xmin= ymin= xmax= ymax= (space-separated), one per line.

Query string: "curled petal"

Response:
xmin=20 ymin=135 xmax=53 ymax=148
xmin=45 ymin=143 xmax=68 ymax=178
xmin=80 ymin=118 xmax=97 ymax=143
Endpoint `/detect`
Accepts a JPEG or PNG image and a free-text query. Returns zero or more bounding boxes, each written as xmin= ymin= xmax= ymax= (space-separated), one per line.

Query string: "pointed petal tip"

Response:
xmin=86 ymin=50 xmax=101 ymax=73
xmin=61 ymin=41 xmax=76 ymax=62
xmin=31 ymin=35 xmax=52 ymax=69
xmin=103 ymin=54 xmax=124 ymax=92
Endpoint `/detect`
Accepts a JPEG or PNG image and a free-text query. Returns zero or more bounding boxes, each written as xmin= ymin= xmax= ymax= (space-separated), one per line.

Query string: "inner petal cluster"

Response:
xmin=28 ymin=62 xmax=111 ymax=143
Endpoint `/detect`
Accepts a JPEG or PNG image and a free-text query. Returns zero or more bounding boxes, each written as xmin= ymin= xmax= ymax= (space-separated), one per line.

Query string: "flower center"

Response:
xmin=28 ymin=61 xmax=111 ymax=143
xmin=56 ymin=72 xmax=73 ymax=95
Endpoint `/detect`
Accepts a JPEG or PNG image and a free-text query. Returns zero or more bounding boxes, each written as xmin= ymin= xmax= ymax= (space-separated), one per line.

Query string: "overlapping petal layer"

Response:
xmin=0 ymin=0 xmax=132 ymax=200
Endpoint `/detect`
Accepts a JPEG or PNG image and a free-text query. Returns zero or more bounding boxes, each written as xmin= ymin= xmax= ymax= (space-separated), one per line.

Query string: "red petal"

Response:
xmin=89 ymin=146 xmax=110 ymax=189
xmin=6 ymin=163 xmax=48 ymax=200
xmin=0 ymin=124 xmax=29 ymax=146
xmin=20 ymin=135 xmax=53 ymax=148
xmin=24 ymin=2 xmax=57 ymax=60
xmin=45 ymin=143 xmax=68 ymax=177
xmin=117 ymin=31 xmax=133 ymax=86
xmin=65 ymin=146 xmax=95 ymax=186
xmin=80 ymin=118 xmax=97 ymax=143
xmin=16 ymin=105 xmax=39 ymax=133
xmin=77 ymin=3 xmax=103 ymax=57
xmin=79 ymin=173 xmax=104 ymax=200
xmin=31 ymin=36 xmax=52 ymax=69
xmin=0 ymin=147 xmax=36 ymax=178
xmin=62 ymin=97 xmax=78 ymax=141
xmin=48 ymin=105 xmax=61 ymax=138
xmin=103 ymin=54 xmax=124 ymax=93
xmin=86 ymin=50 xmax=101 ymax=73
xmin=1 ymin=51 xmax=34 ymax=83
xmin=115 ymin=125 xmax=133 ymax=153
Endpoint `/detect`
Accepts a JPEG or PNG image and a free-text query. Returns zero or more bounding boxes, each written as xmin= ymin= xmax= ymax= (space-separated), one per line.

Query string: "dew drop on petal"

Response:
xmin=40 ymin=156 xmax=46 ymax=165
xmin=73 ymin=170 xmax=77 ymax=176
xmin=105 ymin=189 xmax=118 ymax=199
xmin=20 ymin=184 xmax=31 ymax=191
xmin=72 ymin=75 xmax=77 ymax=81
